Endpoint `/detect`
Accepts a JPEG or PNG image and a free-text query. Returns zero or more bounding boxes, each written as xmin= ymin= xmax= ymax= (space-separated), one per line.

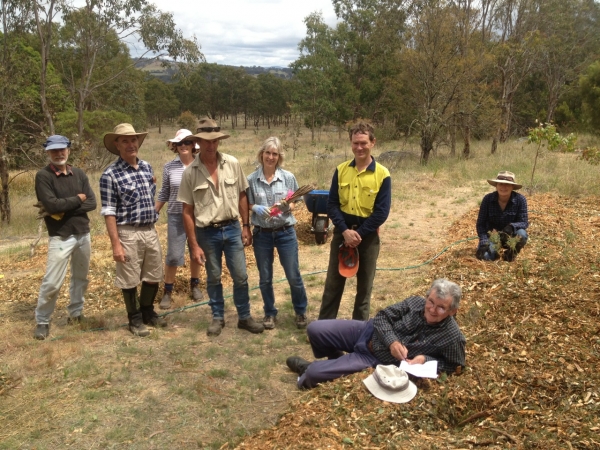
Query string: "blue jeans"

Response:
xmin=36 ymin=233 xmax=91 ymax=324
xmin=252 ymin=227 xmax=308 ymax=317
xmin=195 ymin=221 xmax=251 ymax=319
xmin=482 ymin=228 xmax=528 ymax=260
xmin=165 ymin=213 xmax=190 ymax=267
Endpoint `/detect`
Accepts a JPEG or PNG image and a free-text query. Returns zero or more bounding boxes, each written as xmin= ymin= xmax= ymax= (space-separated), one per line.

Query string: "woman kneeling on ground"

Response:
xmin=155 ymin=129 xmax=205 ymax=308
xmin=475 ymin=170 xmax=529 ymax=262
xmin=246 ymin=137 xmax=308 ymax=330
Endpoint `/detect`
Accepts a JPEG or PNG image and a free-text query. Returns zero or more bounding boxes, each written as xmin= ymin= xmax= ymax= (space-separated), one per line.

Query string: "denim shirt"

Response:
xmin=246 ymin=167 xmax=299 ymax=228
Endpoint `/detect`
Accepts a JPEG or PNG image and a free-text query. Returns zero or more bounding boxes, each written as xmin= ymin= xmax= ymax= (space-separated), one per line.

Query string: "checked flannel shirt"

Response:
xmin=476 ymin=191 xmax=529 ymax=246
xmin=371 ymin=296 xmax=466 ymax=374
xmin=99 ymin=157 xmax=158 ymax=226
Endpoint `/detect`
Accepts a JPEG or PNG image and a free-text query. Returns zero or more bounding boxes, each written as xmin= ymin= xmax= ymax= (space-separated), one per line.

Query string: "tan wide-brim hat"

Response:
xmin=192 ymin=117 xmax=230 ymax=141
xmin=487 ymin=170 xmax=522 ymax=190
xmin=103 ymin=123 xmax=148 ymax=155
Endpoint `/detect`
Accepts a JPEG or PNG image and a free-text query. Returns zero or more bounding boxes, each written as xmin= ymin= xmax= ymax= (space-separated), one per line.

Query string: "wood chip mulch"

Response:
xmin=236 ymin=193 xmax=600 ymax=450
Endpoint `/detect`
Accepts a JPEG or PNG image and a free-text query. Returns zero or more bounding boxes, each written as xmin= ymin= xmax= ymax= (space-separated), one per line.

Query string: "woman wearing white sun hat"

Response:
xmin=155 ymin=129 xmax=205 ymax=309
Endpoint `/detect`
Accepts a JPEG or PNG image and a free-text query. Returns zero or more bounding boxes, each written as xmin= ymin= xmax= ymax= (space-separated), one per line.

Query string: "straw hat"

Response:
xmin=193 ymin=117 xmax=230 ymax=141
xmin=487 ymin=171 xmax=522 ymax=190
xmin=363 ymin=365 xmax=417 ymax=404
xmin=103 ymin=123 xmax=148 ymax=155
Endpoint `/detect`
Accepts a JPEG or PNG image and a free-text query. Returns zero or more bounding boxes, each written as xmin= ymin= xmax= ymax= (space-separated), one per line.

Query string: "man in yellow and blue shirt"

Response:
xmin=318 ymin=121 xmax=391 ymax=321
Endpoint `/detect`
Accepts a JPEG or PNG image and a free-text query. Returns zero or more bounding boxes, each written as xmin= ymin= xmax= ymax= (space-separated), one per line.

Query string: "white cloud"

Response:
xmin=151 ymin=0 xmax=338 ymax=67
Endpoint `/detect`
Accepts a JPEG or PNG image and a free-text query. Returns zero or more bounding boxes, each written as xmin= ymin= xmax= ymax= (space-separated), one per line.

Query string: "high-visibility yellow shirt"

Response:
xmin=336 ymin=159 xmax=391 ymax=218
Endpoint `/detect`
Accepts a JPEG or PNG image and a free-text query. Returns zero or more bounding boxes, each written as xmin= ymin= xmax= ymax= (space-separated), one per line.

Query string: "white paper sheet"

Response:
xmin=399 ymin=360 xmax=438 ymax=378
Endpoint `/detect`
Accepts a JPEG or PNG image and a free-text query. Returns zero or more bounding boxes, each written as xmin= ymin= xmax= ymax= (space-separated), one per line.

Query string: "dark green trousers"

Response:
xmin=318 ymin=229 xmax=380 ymax=321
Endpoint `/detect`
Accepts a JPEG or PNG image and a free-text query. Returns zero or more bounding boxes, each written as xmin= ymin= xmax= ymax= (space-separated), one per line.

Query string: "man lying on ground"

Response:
xmin=286 ymin=278 xmax=466 ymax=389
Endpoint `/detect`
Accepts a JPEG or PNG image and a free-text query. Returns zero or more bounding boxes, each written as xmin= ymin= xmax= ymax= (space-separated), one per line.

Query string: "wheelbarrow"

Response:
xmin=303 ymin=190 xmax=331 ymax=245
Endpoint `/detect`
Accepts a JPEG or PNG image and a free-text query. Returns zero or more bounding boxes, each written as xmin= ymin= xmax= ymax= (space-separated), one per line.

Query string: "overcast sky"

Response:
xmin=149 ymin=0 xmax=338 ymax=67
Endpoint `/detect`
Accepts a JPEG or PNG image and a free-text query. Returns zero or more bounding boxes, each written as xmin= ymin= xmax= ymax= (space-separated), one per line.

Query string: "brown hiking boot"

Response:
xmin=295 ymin=314 xmax=308 ymax=329
xmin=263 ymin=316 xmax=276 ymax=330
xmin=238 ymin=317 xmax=265 ymax=334
xmin=207 ymin=318 xmax=225 ymax=336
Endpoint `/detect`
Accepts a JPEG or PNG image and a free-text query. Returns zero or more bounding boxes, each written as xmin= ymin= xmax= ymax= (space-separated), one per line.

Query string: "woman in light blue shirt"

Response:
xmin=247 ymin=137 xmax=308 ymax=330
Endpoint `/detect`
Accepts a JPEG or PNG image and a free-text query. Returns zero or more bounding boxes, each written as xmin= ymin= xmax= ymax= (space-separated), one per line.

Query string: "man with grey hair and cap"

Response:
xmin=178 ymin=118 xmax=264 ymax=336
xmin=100 ymin=123 xmax=166 ymax=337
xmin=33 ymin=135 xmax=97 ymax=340
xmin=286 ymin=278 xmax=466 ymax=389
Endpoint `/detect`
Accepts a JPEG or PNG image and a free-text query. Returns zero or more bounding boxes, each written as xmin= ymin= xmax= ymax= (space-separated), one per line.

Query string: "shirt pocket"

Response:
xmin=193 ymin=183 xmax=211 ymax=207
xmin=119 ymin=184 xmax=139 ymax=206
xmin=361 ymin=184 xmax=379 ymax=210
xmin=338 ymin=182 xmax=350 ymax=205
xmin=224 ymin=178 xmax=238 ymax=200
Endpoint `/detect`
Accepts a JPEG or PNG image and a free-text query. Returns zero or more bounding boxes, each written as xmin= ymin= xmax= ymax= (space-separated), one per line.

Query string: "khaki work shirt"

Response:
xmin=177 ymin=152 xmax=249 ymax=227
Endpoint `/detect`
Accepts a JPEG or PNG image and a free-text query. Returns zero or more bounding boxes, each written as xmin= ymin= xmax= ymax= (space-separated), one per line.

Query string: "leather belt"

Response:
xmin=256 ymin=225 xmax=293 ymax=233
xmin=367 ymin=339 xmax=375 ymax=355
xmin=204 ymin=219 xmax=236 ymax=229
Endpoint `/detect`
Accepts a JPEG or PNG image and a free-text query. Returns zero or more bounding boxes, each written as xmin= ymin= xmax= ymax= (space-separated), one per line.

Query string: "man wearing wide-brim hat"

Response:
xmin=99 ymin=123 xmax=167 ymax=336
xmin=178 ymin=117 xmax=264 ymax=336
xmin=475 ymin=170 xmax=529 ymax=262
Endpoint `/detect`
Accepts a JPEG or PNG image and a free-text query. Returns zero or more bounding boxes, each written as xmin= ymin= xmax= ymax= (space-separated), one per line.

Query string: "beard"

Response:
xmin=50 ymin=155 xmax=68 ymax=167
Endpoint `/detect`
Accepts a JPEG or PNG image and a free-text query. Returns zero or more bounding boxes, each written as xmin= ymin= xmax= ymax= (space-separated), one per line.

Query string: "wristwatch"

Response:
xmin=243 ymin=223 xmax=250 ymax=227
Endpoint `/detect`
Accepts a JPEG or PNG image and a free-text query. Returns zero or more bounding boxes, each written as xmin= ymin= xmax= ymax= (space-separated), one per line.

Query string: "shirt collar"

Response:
xmin=258 ymin=167 xmax=283 ymax=184
xmin=349 ymin=156 xmax=376 ymax=172
xmin=49 ymin=163 xmax=73 ymax=176
xmin=117 ymin=157 xmax=142 ymax=169
xmin=491 ymin=191 xmax=517 ymax=203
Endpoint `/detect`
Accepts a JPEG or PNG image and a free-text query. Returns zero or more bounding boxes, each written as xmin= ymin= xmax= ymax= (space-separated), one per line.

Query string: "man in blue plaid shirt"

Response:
xmin=286 ymin=279 xmax=466 ymax=389
xmin=100 ymin=123 xmax=167 ymax=337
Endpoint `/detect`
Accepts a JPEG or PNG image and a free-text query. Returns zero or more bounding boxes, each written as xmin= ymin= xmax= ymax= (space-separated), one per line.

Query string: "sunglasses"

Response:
xmin=197 ymin=126 xmax=221 ymax=133
xmin=176 ymin=140 xmax=195 ymax=146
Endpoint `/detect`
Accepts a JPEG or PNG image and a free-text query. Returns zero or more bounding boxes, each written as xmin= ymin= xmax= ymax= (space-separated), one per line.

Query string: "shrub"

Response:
xmin=177 ymin=111 xmax=197 ymax=132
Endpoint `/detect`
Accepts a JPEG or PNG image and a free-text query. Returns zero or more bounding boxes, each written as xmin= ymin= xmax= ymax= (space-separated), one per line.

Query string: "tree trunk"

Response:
xmin=462 ymin=125 xmax=471 ymax=158
xmin=0 ymin=135 xmax=10 ymax=223
xmin=420 ymin=133 xmax=433 ymax=165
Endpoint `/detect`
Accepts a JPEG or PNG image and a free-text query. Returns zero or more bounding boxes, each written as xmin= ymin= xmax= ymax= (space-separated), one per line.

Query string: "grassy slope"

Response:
xmin=0 ymin=125 xmax=598 ymax=449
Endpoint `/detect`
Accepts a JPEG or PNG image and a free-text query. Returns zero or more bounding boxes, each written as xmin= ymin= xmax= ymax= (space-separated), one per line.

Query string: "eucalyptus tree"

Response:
xmin=55 ymin=0 xmax=202 ymax=137
xmin=535 ymin=0 xmax=600 ymax=124
xmin=291 ymin=12 xmax=339 ymax=140
xmin=400 ymin=0 xmax=473 ymax=163
xmin=488 ymin=0 xmax=540 ymax=149
xmin=144 ymin=77 xmax=179 ymax=133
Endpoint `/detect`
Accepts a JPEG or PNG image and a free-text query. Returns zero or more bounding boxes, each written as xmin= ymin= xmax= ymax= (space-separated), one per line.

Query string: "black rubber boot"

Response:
xmin=122 ymin=288 xmax=149 ymax=337
xmin=139 ymin=282 xmax=159 ymax=307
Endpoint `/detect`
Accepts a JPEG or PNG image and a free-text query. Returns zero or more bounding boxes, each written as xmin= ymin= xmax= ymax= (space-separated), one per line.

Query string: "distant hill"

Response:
xmin=135 ymin=59 xmax=293 ymax=82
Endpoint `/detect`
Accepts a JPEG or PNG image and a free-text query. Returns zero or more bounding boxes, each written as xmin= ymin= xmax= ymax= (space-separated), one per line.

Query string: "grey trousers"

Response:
xmin=318 ymin=229 xmax=380 ymax=321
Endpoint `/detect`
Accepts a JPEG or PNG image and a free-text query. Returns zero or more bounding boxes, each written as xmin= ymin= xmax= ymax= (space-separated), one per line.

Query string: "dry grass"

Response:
xmin=0 ymin=124 xmax=599 ymax=449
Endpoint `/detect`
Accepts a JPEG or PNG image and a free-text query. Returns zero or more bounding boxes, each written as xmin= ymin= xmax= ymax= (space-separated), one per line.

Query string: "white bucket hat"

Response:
xmin=363 ymin=365 xmax=417 ymax=404
xmin=167 ymin=129 xmax=199 ymax=150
